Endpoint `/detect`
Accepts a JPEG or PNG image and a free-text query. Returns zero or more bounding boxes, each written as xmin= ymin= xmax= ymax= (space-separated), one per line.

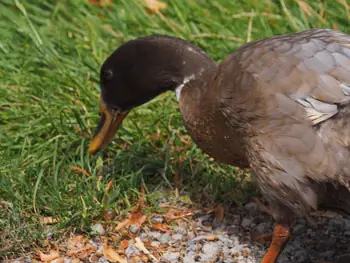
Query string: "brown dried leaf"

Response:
xmin=135 ymin=237 xmax=158 ymax=262
xmin=39 ymin=217 xmax=60 ymax=225
xmin=163 ymin=207 xmax=194 ymax=222
xmin=151 ymin=223 xmax=169 ymax=232
xmin=115 ymin=218 xmax=130 ymax=231
xmin=144 ymin=0 xmax=167 ymax=13
xmin=104 ymin=209 xmax=117 ymax=220
xmin=102 ymin=179 xmax=114 ymax=203
xmin=103 ymin=243 xmax=128 ymax=263
xmin=70 ymin=166 xmax=90 ymax=177
xmin=66 ymin=244 xmax=94 ymax=258
xmin=70 ymin=235 xmax=85 ymax=247
xmin=129 ymin=212 xmax=147 ymax=226
xmin=118 ymin=239 xmax=129 ymax=251
xmin=214 ymin=205 xmax=224 ymax=223
xmin=115 ymin=209 xmax=146 ymax=231
xmin=206 ymin=235 xmax=219 ymax=241
xmin=105 ymin=179 xmax=114 ymax=192
xmin=37 ymin=250 xmax=59 ymax=262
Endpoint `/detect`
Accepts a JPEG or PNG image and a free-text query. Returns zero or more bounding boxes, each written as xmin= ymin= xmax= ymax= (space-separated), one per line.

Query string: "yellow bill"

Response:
xmin=88 ymin=97 xmax=129 ymax=154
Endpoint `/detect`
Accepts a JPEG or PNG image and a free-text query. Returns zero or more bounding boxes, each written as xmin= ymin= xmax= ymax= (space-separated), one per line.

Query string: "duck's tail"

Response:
xmin=318 ymin=182 xmax=350 ymax=215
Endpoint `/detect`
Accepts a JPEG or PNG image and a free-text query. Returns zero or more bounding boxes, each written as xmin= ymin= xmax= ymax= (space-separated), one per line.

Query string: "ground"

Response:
xmin=0 ymin=0 xmax=350 ymax=262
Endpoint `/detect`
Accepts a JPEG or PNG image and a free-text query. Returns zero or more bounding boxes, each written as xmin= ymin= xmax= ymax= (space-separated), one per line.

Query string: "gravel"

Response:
xmin=7 ymin=201 xmax=350 ymax=263
xmin=149 ymin=201 xmax=350 ymax=263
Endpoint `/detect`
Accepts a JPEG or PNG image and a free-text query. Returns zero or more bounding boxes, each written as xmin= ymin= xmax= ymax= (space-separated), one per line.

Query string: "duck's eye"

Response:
xmin=103 ymin=69 xmax=113 ymax=80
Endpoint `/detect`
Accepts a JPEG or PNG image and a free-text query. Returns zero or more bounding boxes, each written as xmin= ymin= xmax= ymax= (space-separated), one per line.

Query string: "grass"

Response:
xmin=0 ymin=0 xmax=349 ymax=258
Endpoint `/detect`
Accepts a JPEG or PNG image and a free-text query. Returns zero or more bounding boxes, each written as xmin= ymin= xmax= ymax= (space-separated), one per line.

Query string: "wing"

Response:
xmin=217 ymin=29 xmax=350 ymax=217
xmin=240 ymin=28 xmax=350 ymax=125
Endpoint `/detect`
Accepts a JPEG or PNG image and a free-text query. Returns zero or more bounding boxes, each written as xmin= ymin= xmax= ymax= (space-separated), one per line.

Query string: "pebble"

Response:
xmin=162 ymin=252 xmax=180 ymax=262
xmin=183 ymin=252 xmax=196 ymax=263
xmin=172 ymin=233 xmax=183 ymax=241
xmin=255 ymin=222 xmax=270 ymax=234
xmin=201 ymin=242 xmax=219 ymax=260
xmin=11 ymin=201 xmax=350 ymax=263
xmin=97 ymin=257 xmax=109 ymax=263
xmin=158 ymin=232 xmax=170 ymax=244
xmin=91 ymin=223 xmax=105 ymax=235
xmin=151 ymin=215 xmax=164 ymax=224
xmin=241 ymin=218 xmax=252 ymax=229
xmin=344 ymin=231 xmax=350 ymax=236
xmin=227 ymin=225 xmax=240 ymax=235
xmin=293 ymin=224 xmax=306 ymax=235
xmin=125 ymin=244 xmax=139 ymax=256
xmin=129 ymin=224 xmax=139 ymax=233
xmin=329 ymin=219 xmax=345 ymax=231
xmin=232 ymin=215 xmax=241 ymax=225
xmin=243 ymin=202 xmax=260 ymax=215
xmin=174 ymin=226 xmax=187 ymax=235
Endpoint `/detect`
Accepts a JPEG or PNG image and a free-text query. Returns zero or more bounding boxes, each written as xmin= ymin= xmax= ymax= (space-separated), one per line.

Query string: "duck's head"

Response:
xmin=88 ymin=35 xmax=215 ymax=154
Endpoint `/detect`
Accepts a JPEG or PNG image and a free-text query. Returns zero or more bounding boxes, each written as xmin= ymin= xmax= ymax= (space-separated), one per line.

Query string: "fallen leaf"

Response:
xmin=103 ymin=243 xmax=128 ymax=263
xmin=242 ymin=248 xmax=249 ymax=257
xmin=104 ymin=209 xmax=117 ymax=220
xmin=214 ymin=205 xmax=224 ymax=223
xmin=54 ymin=258 xmax=64 ymax=263
xmin=115 ymin=209 xmax=146 ymax=231
xmin=39 ymin=217 xmax=60 ymax=225
xmin=70 ymin=235 xmax=85 ymax=247
xmin=135 ymin=237 xmax=158 ymax=262
xmin=102 ymin=179 xmax=114 ymax=203
xmin=37 ymin=250 xmax=59 ymax=262
xmin=163 ymin=208 xmax=193 ymax=222
xmin=151 ymin=223 xmax=169 ymax=232
xmin=206 ymin=235 xmax=219 ymax=241
xmin=70 ymin=166 xmax=90 ymax=177
xmin=71 ymin=259 xmax=80 ymax=263
xmin=66 ymin=245 xmax=93 ymax=257
xmin=105 ymin=179 xmax=114 ymax=192
xmin=129 ymin=212 xmax=147 ymax=226
xmin=115 ymin=218 xmax=130 ymax=231
xmin=144 ymin=0 xmax=167 ymax=13
xmin=118 ymin=239 xmax=129 ymax=251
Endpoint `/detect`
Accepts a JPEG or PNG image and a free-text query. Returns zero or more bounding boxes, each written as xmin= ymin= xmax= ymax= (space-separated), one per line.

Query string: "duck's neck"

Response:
xmin=176 ymin=64 xmax=218 ymax=143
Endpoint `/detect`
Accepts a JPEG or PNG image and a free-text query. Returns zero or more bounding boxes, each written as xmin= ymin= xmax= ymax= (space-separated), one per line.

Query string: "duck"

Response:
xmin=88 ymin=28 xmax=350 ymax=263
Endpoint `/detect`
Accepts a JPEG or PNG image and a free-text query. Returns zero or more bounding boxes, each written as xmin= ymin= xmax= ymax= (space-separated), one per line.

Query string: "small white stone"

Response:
xmin=91 ymin=223 xmax=105 ymax=235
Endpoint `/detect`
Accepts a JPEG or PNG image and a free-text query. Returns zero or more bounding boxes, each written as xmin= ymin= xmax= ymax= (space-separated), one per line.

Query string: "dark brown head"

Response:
xmin=88 ymin=35 xmax=215 ymax=154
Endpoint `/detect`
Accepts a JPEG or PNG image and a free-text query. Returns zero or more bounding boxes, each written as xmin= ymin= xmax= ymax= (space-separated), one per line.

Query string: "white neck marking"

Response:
xmin=175 ymin=74 xmax=195 ymax=101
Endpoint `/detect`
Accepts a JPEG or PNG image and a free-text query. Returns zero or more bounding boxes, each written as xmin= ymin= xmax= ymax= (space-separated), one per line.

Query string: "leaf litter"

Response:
xmin=12 ymin=191 xmax=228 ymax=263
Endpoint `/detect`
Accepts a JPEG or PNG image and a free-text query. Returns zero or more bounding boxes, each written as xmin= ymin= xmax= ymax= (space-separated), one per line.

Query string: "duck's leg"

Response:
xmin=260 ymin=224 xmax=291 ymax=263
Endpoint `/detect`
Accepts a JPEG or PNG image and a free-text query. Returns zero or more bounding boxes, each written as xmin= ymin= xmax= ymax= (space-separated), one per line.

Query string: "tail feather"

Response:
xmin=318 ymin=182 xmax=350 ymax=215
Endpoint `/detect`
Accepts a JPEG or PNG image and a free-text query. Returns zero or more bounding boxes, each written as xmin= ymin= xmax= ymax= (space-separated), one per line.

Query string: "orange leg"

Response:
xmin=260 ymin=224 xmax=291 ymax=263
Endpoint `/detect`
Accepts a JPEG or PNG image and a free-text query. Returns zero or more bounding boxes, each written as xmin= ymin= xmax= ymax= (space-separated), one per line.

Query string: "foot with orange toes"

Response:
xmin=252 ymin=198 xmax=349 ymax=263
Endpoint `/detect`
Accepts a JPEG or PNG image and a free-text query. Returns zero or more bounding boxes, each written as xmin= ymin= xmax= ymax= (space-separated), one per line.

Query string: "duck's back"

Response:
xmin=216 ymin=29 xmax=350 ymax=218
